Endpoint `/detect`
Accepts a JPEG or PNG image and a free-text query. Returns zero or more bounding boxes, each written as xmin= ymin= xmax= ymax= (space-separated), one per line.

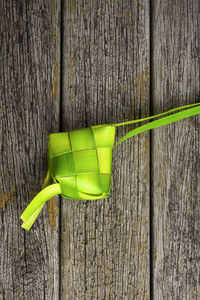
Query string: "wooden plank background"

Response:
xmin=0 ymin=0 xmax=199 ymax=299
xmin=0 ymin=0 xmax=61 ymax=299
xmin=152 ymin=1 xmax=200 ymax=299
xmin=61 ymin=1 xmax=150 ymax=299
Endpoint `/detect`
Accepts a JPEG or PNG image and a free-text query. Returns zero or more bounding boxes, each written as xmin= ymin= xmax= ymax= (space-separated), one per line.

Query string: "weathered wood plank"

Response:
xmin=0 ymin=0 xmax=60 ymax=299
xmin=152 ymin=0 xmax=200 ymax=299
xmin=61 ymin=0 xmax=150 ymax=299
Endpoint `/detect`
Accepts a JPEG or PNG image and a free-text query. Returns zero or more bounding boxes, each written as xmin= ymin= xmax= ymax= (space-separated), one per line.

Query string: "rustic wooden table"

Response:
xmin=0 ymin=0 xmax=199 ymax=299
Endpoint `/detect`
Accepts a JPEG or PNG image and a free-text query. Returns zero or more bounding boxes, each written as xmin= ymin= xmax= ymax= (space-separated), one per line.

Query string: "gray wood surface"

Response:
xmin=61 ymin=0 xmax=150 ymax=299
xmin=152 ymin=0 xmax=200 ymax=299
xmin=0 ymin=0 xmax=199 ymax=299
xmin=0 ymin=0 xmax=60 ymax=299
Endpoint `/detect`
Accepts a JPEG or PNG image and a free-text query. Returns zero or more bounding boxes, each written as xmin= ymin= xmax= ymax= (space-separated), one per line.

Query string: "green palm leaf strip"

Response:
xmin=114 ymin=102 xmax=200 ymax=146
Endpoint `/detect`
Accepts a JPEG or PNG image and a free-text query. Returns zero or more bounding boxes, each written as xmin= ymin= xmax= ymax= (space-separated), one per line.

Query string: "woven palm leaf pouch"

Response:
xmin=20 ymin=102 xmax=200 ymax=230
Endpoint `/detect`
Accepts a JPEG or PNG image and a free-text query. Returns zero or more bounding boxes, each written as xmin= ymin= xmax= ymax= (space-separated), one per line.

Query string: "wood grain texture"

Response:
xmin=61 ymin=0 xmax=150 ymax=299
xmin=151 ymin=0 xmax=200 ymax=299
xmin=0 ymin=0 xmax=60 ymax=299
xmin=1 ymin=0 xmax=199 ymax=299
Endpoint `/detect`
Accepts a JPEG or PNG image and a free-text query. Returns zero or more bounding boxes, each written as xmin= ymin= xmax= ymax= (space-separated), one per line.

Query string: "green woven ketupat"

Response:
xmin=20 ymin=102 xmax=200 ymax=230
xmin=48 ymin=124 xmax=116 ymax=200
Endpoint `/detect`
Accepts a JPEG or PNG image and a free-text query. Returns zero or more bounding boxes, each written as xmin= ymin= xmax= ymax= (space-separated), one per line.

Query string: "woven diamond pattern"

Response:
xmin=47 ymin=124 xmax=116 ymax=200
